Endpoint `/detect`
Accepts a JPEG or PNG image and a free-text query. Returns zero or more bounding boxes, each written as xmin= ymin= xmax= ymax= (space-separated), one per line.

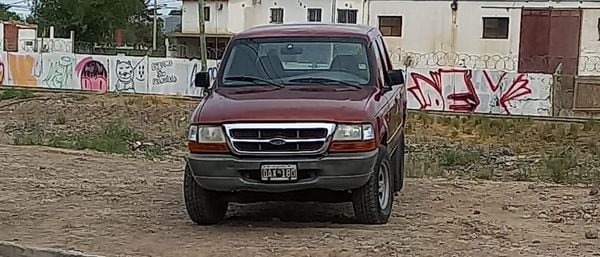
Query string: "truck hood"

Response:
xmin=193 ymin=85 xmax=382 ymax=124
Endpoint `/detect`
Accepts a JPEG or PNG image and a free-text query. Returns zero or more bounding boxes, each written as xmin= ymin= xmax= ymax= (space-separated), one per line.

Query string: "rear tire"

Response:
xmin=352 ymin=147 xmax=394 ymax=224
xmin=183 ymin=164 xmax=228 ymax=225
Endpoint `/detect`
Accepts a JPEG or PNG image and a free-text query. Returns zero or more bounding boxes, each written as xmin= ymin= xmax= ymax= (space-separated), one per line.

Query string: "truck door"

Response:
xmin=374 ymin=36 xmax=403 ymax=152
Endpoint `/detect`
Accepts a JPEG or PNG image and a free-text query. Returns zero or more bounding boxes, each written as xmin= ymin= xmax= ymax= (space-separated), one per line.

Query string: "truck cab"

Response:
xmin=185 ymin=23 xmax=407 ymax=225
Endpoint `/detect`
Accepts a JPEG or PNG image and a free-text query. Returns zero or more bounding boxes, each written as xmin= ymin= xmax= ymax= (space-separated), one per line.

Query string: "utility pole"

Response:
xmin=152 ymin=0 xmax=158 ymax=51
xmin=331 ymin=0 xmax=337 ymax=23
xmin=198 ymin=0 xmax=208 ymax=71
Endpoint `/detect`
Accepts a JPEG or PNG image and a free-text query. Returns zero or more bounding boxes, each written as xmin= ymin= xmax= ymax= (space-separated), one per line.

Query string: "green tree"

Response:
xmin=31 ymin=0 xmax=158 ymax=44
xmin=0 ymin=3 xmax=23 ymax=21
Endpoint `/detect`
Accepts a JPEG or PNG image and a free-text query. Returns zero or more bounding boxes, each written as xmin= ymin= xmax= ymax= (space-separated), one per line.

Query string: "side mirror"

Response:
xmin=194 ymin=71 xmax=211 ymax=88
xmin=387 ymin=69 xmax=405 ymax=86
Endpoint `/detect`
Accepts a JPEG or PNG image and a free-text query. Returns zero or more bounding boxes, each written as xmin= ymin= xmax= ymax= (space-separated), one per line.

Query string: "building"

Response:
xmin=1 ymin=21 xmax=73 ymax=53
xmin=171 ymin=0 xmax=600 ymax=76
xmin=368 ymin=0 xmax=600 ymax=76
xmin=163 ymin=10 xmax=183 ymax=33
xmin=168 ymin=0 xmax=364 ymax=59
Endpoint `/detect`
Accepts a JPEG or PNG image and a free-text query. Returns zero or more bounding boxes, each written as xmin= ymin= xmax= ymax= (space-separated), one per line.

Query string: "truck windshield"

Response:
xmin=220 ymin=38 xmax=371 ymax=88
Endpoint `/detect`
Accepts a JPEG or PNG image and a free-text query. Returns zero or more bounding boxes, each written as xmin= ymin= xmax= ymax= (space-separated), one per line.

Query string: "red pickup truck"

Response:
xmin=185 ymin=23 xmax=407 ymax=225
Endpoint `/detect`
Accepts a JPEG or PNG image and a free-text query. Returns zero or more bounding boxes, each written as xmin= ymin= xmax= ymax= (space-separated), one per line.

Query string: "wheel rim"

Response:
xmin=378 ymin=162 xmax=391 ymax=209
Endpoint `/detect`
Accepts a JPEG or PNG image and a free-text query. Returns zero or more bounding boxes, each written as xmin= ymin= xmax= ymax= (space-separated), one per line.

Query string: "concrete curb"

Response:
xmin=0 ymin=241 xmax=104 ymax=257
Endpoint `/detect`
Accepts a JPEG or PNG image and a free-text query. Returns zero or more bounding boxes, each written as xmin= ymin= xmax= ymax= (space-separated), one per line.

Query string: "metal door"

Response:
xmin=548 ymin=9 xmax=581 ymax=75
xmin=518 ymin=9 xmax=581 ymax=75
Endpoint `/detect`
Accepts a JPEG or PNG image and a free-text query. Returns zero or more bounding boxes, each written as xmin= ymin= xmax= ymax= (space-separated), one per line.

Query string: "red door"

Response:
xmin=548 ymin=9 xmax=581 ymax=75
xmin=518 ymin=8 xmax=581 ymax=75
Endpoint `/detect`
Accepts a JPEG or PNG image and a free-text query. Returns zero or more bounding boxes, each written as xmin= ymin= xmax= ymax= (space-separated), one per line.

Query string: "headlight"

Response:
xmin=188 ymin=125 xmax=225 ymax=143
xmin=333 ymin=124 xmax=375 ymax=141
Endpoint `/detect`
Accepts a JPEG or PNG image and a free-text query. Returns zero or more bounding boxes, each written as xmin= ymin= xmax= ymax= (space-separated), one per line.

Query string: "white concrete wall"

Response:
xmin=0 ymin=49 xmax=553 ymax=117
xmin=0 ymin=51 xmax=218 ymax=97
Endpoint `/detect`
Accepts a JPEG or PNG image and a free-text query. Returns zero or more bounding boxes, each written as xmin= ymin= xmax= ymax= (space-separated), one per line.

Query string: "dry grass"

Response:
xmin=406 ymin=112 xmax=600 ymax=185
xmin=407 ymin=112 xmax=600 ymax=155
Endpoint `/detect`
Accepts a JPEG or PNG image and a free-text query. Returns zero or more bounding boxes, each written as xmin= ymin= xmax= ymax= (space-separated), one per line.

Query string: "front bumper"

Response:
xmin=186 ymin=149 xmax=380 ymax=193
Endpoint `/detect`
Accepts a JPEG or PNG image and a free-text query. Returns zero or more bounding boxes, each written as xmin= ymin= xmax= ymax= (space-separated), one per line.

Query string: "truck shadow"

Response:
xmin=222 ymin=202 xmax=356 ymax=225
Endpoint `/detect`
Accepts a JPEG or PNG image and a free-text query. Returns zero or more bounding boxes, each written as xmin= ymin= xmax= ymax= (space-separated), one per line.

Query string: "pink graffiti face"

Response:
xmin=77 ymin=58 xmax=108 ymax=93
xmin=81 ymin=77 xmax=108 ymax=92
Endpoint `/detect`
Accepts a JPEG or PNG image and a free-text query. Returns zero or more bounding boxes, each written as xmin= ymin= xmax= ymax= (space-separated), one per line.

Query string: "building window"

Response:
xmin=482 ymin=17 xmax=509 ymax=39
xmin=308 ymin=8 xmax=322 ymax=22
xmin=271 ymin=8 xmax=284 ymax=23
xmin=337 ymin=9 xmax=357 ymax=24
xmin=204 ymin=6 xmax=210 ymax=21
xmin=379 ymin=16 xmax=402 ymax=37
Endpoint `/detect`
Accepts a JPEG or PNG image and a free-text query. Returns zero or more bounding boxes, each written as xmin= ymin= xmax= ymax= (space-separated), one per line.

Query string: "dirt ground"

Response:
xmin=1 ymin=144 xmax=599 ymax=257
xmin=1 ymin=90 xmax=600 ymax=256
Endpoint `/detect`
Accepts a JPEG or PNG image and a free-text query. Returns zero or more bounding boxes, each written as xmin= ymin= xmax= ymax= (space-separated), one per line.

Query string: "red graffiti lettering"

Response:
xmin=446 ymin=70 xmax=480 ymax=112
xmin=499 ymin=74 xmax=531 ymax=115
xmin=408 ymin=69 xmax=480 ymax=112
xmin=483 ymin=70 xmax=507 ymax=92
xmin=483 ymin=70 xmax=532 ymax=115
xmin=409 ymin=69 xmax=532 ymax=115
xmin=408 ymin=71 xmax=443 ymax=110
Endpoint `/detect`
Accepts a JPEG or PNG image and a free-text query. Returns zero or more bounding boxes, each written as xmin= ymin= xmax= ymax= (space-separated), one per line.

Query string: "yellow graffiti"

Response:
xmin=8 ymin=54 xmax=38 ymax=86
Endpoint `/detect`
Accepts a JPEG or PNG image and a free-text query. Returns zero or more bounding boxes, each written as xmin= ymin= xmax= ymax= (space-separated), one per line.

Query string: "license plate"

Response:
xmin=261 ymin=164 xmax=298 ymax=181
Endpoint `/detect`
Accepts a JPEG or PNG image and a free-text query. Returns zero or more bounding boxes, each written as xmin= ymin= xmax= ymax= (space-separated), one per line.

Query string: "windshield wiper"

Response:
xmin=288 ymin=77 xmax=362 ymax=89
xmin=224 ymin=76 xmax=285 ymax=89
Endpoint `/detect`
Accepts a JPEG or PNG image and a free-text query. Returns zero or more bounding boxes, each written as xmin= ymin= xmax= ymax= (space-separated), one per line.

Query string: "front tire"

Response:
xmin=183 ymin=165 xmax=228 ymax=225
xmin=352 ymin=147 xmax=394 ymax=224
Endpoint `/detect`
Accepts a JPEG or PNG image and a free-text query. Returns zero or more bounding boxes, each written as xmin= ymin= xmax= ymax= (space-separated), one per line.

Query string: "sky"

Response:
xmin=0 ymin=0 xmax=182 ymax=18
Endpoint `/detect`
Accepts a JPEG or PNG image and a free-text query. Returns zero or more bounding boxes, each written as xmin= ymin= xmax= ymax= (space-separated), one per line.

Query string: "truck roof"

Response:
xmin=233 ymin=23 xmax=377 ymax=41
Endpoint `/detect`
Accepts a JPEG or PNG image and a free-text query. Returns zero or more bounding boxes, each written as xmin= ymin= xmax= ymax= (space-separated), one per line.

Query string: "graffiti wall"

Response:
xmin=0 ymin=52 xmax=554 ymax=117
xmin=0 ymin=52 xmax=218 ymax=97
xmin=406 ymin=68 xmax=553 ymax=116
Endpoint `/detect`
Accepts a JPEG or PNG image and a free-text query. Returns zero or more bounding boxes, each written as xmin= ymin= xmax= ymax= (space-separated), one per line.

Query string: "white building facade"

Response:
xmin=172 ymin=0 xmax=600 ymax=75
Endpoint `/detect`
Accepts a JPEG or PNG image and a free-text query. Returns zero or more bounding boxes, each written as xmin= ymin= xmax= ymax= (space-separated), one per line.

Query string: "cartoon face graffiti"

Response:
xmin=135 ymin=62 xmax=145 ymax=81
xmin=116 ymin=60 xmax=134 ymax=82
xmin=76 ymin=57 xmax=108 ymax=92
xmin=114 ymin=59 xmax=146 ymax=93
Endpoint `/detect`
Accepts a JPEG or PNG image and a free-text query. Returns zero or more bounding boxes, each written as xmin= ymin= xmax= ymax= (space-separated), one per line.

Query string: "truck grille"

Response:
xmin=223 ymin=123 xmax=337 ymax=155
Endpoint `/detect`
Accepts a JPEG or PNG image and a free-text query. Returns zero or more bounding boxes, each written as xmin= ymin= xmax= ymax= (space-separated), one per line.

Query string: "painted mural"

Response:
xmin=7 ymin=53 xmax=39 ymax=86
xmin=406 ymin=68 xmax=552 ymax=116
xmin=76 ymin=56 xmax=109 ymax=92
xmin=0 ymin=51 xmax=552 ymax=117
xmin=0 ymin=52 xmax=218 ymax=97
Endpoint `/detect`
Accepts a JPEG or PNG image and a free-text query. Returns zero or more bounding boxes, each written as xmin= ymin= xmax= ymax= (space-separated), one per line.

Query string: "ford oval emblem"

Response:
xmin=269 ymin=138 xmax=286 ymax=146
